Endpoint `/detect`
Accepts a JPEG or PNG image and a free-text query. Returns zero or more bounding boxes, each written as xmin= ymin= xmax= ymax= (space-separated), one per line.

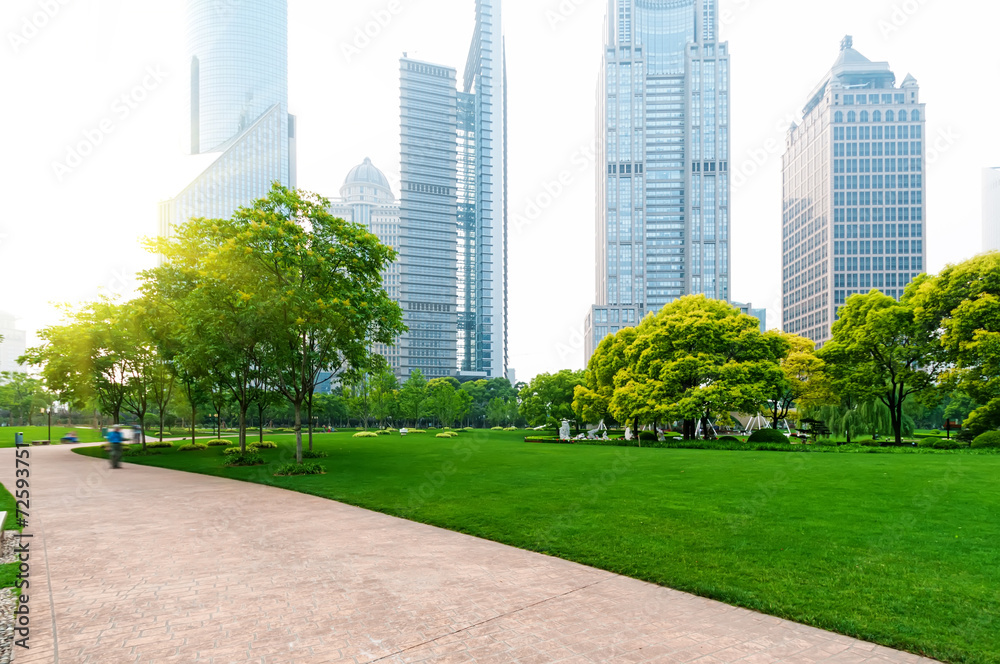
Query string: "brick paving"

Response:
xmin=3 ymin=445 xmax=938 ymax=664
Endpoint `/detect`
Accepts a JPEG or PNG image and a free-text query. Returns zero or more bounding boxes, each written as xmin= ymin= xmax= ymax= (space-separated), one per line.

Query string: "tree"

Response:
xmin=399 ymin=369 xmax=428 ymax=426
xmin=574 ymin=327 xmax=639 ymax=427
xmin=147 ymin=184 xmax=404 ymax=463
xmin=519 ymin=370 xmax=586 ymax=430
xmin=763 ymin=332 xmax=834 ymax=429
xmin=820 ymin=290 xmax=943 ymax=445
xmin=427 ymin=378 xmax=468 ymax=427
xmin=345 ymin=374 xmax=373 ymax=429
xmin=371 ymin=370 xmax=399 ymax=428
xmin=909 ymin=253 xmax=1000 ymax=436
xmin=610 ymin=296 xmax=787 ymax=440
xmin=0 ymin=372 xmax=49 ymax=426
xmin=25 ymin=300 xmax=130 ymax=424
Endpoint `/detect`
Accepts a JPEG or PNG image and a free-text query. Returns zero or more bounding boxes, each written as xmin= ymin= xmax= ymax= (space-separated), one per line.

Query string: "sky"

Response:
xmin=1 ymin=0 xmax=998 ymax=383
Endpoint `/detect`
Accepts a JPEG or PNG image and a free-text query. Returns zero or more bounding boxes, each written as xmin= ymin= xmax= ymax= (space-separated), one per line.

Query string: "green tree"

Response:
xmin=0 ymin=372 xmax=49 ymax=426
xmin=25 ymin=300 xmax=130 ymax=424
xmin=909 ymin=253 xmax=1000 ymax=436
xmin=371 ymin=370 xmax=400 ymax=428
xmin=763 ymin=332 xmax=835 ymax=429
xmin=820 ymin=290 xmax=943 ymax=445
xmin=518 ymin=370 xmax=586 ymax=430
xmin=574 ymin=327 xmax=639 ymax=427
xmin=427 ymin=378 xmax=467 ymax=427
xmin=399 ymin=369 xmax=428 ymax=426
xmin=612 ymin=296 xmax=786 ymax=440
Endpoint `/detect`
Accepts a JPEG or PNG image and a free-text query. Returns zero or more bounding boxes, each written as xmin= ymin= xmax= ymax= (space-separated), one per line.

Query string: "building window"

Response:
xmin=834 ymin=111 xmax=843 ymax=123
xmin=847 ymin=111 xmax=856 ymax=123
xmin=886 ymin=110 xmax=895 ymax=122
xmin=860 ymin=111 xmax=869 ymax=122
xmin=898 ymin=110 xmax=908 ymax=122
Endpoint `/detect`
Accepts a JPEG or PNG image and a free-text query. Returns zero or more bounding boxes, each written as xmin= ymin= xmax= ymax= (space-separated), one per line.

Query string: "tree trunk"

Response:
xmin=307 ymin=394 xmax=314 ymax=452
xmin=946 ymin=420 xmax=951 ymax=440
xmin=294 ymin=400 xmax=303 ymax=464
xmin=191 ymin=403 xmax=197 ymax=449
xmin=258 ymin=404 xmax=265 ymax=443
xmin=239 ymin=408 xmax=247 ymax=453
xmin=159 ymin=411 xmax=165 ymax=443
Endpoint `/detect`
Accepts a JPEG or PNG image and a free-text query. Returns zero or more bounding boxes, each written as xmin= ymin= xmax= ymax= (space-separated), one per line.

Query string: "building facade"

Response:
xmin=983 ymin=167 xmax=1000 ymax=253
xmin=0 ymin=312 xmax=26 ymax=376
xmin=782 ymin=37 xmax=927 ymax=344
xmin=585 ymin=0 xmax=731 ymax=365
xmin=328 ymin=158 xmax=403 ymax=376
xmin=398 ymin=0 xmax=508 ymax=381
xmin=160 ymin=0 xmax=296 ymax=235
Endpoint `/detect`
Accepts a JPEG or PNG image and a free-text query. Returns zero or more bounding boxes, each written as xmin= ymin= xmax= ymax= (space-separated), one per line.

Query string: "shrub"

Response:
xmin=224 ymin=445 xmax=259 ymax=455
xmin=225 ymin=452 xmax=264 ymax=466
xmin=302 ymin=450 xmax=328 ymax=459
xmin=971 ymin=431 xmax=1000 ymax=449
xmin=504 ymin=427 xmax=518 ymax=431
xmin=638 ymin=431 xmax=658 ymax=442
xmin=145 ymin=441 xmax=173 ymax=449
xmin=383 ymin=428 xmax=399 ymax=433
xmin=254 ymin=441 xmax=278 ymax=449
xmin=933 ymin=439 xmax=964 ymax=450
xmin=178 ymin=443 xmax=207 ymax=452
xmin=205 ymin=439 xmax=231 ymax=447
xmin=353 ymin=432 xmax=378 ymax=438
xmin=717 ymin=436 xmax=740 ymax=443
xmin=443 ymin=427 xmax=452 ymax=431
xmin=407 ymin=429 xmax=426 ymax=434
xmin=436 ymin=432 xmax=458 ymax=439
xmin=491 ymin=426 xmax=504 ymax=431
xmin=747 ymin=429 xmax=789 ymax=444
xmin=273 ymin=462 xmax=326 ymax=476
xmin=376 ymin=430 xmax=391 ymax=436
xmin=930 ymin=429 xmax=941 ymax=436
xmin=462 ymin=427 xmax=474 ymax=432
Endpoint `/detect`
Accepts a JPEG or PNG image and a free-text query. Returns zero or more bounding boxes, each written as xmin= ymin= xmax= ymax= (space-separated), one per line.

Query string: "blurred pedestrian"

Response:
xmin=106 ymin=425 xmax=124 ymax=469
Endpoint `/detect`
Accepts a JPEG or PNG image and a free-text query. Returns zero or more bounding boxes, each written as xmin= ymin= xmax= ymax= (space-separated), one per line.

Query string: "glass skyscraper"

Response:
xmin=160 ymin=0 xmax=296 ymax=236
xmin=585 ymin=0 xmax=731 ymax=365
xmin=782 ymin=37 xmax=926 ymax=344
xmin=398 ymin=0 xmax=508 ymax=380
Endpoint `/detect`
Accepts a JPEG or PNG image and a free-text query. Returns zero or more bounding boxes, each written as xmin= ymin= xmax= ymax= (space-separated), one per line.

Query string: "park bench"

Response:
xmin=0 ymin=512 xmax=6 ymax=545
xmin=31 ymin=441 xmax=49 ymax=446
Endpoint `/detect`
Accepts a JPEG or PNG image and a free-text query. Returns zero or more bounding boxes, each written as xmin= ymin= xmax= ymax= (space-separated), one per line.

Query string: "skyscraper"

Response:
xmin=160 ymin=0 xmax=296 ymax=235
xmin=983 ymin=167 xmax=1000 ymax=253
xmin=398 ymin=0 xmax=508 ymax=381
xmin=585 ymin=0 xmax=731 ymax=365
xmin=328 ymin=158 xmax=403 ymax=376
xmin=782 ymin=37 xmax=927 ymax=345
xmin=0 ymin=312 xmax=26 ymax=376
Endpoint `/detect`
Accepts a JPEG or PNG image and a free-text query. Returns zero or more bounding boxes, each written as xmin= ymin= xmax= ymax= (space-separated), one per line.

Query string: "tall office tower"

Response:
xmin=983 ymin=168 xmax=1000 ymax=252
xmin=159 ymin=0 xmax=296 ymax=236
xmin=0 ymin=312 xmax=27 ymax=376
xmin=328 ymin=158 xmax=403 ymax=376
xmin=584 ymin=0 xmax=731 ymax=365
xmin=398 ymin=0 xmax=508 ymax=380
xmin=782 ymin=37 xmax=927 ymax=345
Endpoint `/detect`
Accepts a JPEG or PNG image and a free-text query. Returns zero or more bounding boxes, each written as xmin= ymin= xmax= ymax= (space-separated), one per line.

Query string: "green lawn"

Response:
xmin=75 ymin=431 xmax=1000 ymax=664
xmin=0 ymin=479 xmax=23 ymax=592
xmin=0 ymin=426 xmax=107 ymax=448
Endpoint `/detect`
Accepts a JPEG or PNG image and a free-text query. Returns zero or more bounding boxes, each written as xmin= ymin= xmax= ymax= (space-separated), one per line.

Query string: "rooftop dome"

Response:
xmin=340 ymin=157 xmax=395 ymax=206
xmin=344 ymin=157 xmax=390 ymax=190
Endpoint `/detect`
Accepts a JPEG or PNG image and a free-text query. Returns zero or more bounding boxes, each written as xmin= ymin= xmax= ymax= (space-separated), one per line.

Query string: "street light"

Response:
xmin=40 ymin=405 xmax=52 ymax=443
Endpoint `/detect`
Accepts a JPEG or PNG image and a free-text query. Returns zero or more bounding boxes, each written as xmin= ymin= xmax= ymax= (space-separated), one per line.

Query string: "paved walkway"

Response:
xmin=4 ymin=446 xmax=937 ymax=664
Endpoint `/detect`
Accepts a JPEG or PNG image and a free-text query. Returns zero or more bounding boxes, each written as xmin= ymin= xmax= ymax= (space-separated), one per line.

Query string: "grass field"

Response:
xmin=74 ymin=430 xmax=1000 ymax=664
xmin=0 ymin=479 xmax=23 ymax=592
xmin=0 ymin=426 xmax=108 ymax=448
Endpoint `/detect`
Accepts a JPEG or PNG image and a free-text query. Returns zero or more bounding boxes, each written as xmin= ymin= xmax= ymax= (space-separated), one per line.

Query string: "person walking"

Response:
xmin=107 ymin=425 xmax=124 ymax=469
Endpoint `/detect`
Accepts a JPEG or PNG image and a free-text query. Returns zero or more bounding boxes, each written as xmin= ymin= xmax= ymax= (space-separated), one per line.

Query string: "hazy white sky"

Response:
xmin=1 ymin=0 xmax=997 ymax=382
